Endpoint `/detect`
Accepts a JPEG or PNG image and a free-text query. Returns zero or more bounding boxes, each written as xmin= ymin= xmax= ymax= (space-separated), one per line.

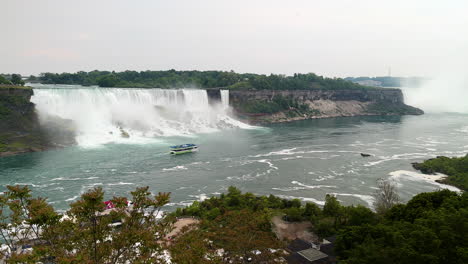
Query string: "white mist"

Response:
xmin=32 ymin=88 xmax=249 ymax=147
xmin=403 ymin=47 xmax=468 ymax=114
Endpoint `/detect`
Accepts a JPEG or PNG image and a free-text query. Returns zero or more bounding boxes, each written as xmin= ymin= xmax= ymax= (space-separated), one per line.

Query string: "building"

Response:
xmin=284 ymin=237 xmax=336 ymax=264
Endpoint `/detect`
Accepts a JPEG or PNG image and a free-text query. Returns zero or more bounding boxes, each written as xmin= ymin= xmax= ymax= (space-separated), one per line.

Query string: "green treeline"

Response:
xmin=413 ymin=154 xmax=468 ymax=191
xmin=35 ymin=70 xmax=370 ymax=90
xmin=173 ymin=187 xmax=468 ymax=264
xmin=0 ymin=74 xmax=25 ymax=86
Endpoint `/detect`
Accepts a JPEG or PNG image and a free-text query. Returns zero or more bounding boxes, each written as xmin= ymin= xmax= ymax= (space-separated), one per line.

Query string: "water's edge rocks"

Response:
xmin=225 ymin=88 xmax=423 ymax=124
xmin=0 ymin=87 xmax=75 ymax=157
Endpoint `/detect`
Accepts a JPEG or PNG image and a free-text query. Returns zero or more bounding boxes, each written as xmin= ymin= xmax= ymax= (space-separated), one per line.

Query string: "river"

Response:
xmin=0 ymin=85 xmax=467 ymax=212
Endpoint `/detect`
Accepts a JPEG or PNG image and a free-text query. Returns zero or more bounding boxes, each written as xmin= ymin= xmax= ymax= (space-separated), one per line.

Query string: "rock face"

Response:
xmin=0 ymin=87 xmax=47 ymax=156
xmin=0 ymin=87 xmax=75 ymax=157
xmin=228 ymin=88 xmax=423 ymax=124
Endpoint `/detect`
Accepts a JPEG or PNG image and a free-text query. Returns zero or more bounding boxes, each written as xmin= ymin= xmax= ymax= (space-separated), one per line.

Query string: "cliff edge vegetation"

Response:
xmin=228 ymin=89 xmax=423 ymax=124
xmin=36 ymin=70 xmax=370 ymax=90
xmin=412 ymin=154 xmax=468 ymax=191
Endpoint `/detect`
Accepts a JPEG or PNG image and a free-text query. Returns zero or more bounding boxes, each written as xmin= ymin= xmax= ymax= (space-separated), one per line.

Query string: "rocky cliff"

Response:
xmin=227 ymin=88 xmax=423 ymax=124
xmin=0 ymin=86 xmax=77 ymax=157
xmin=0 ymin=86 xmax=50 ymax=156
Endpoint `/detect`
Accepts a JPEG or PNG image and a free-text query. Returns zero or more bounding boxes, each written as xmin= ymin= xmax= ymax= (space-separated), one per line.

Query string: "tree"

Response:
xmin=0 ymin=185 xmax=60 ymax=263
xmin=335 ymin=190 xmax=468 ymax=264
xmin=171 ymin=209 xmax=285 ymax=263
xmin=0 ymin=75 xmax=12 ymax=84
xmin=10 ymin=74 xmax=24 ymax=86
xmin=373 ymin=178 xmax=400 ymax=215
xmin=323 ymin=194 xmax=341 ymax=217
xmin=0 ymin=185 xmax=171 ymax=263
xmin=97 ymin=74 xmax=119 ymax=87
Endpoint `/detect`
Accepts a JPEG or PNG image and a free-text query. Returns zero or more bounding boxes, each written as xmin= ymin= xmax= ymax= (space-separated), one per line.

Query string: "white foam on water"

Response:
xmin=257 ymin=159 xmax=279 ymax=170
xmin=327 ymin=192 xmax=375 ymax=208
xmin=176 ymin=186 xmax=192 ymax=190
xmin=330 ymin=170 xmax=344 ymax=176
xmin=162 ymin=165 xmax=188 ymax=171
xmin=65 ymin=195 xmax=79 ymax=202
xmin=388 ymin=170 xmax=461 ymax=192
xmin=249 ymin=148 xmax=298 ymax=157
xmin=291 ymin=181 xmax=336 ymax=189
xmin=32 ymin=88 xmax=251 ymax=147
xmin=314 ymin=174 xmax=336 ymax=182
xmin=51 ymin=177 xmax=99 ymax=181
xmin=188 ymin=193 xmax=208 ymax=201
xmin=165 ymin=201 xmax=194 ymax=207
xmin=456 ymin=126 xmax=468 ymax=133
xmin=364 ymin=152 xmax=435 ymax=167
xmin=276 ymin=195 xmax=325 ymax=206
xmin=272 ymin=182 xmax=336 ymax=192
xmin=250 ymin=148 xmax=357 ymax=158
xmin=13 ymin=182 xmax=52 ymax=188
xmin=227 ymin=169 xmax=274 ymax=181
xmin=107 ymin=182 xmax=134 ymax=186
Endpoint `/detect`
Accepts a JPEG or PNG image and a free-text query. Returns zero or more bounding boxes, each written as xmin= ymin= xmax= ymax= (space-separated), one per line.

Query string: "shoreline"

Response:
xmin=236 ymin=111 xmax=410 ymax=125
xmin=389 ymin=170 xmax=461 ymax=193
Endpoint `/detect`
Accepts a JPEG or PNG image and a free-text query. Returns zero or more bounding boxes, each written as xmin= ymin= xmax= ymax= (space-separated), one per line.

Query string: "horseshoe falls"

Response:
xmin=31 ymin=87 xmax=249 ymax=147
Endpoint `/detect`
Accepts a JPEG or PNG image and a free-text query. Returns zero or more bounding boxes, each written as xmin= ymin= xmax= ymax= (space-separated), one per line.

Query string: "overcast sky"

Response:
xmin=2 ymin=0 xmax=467 ymax=77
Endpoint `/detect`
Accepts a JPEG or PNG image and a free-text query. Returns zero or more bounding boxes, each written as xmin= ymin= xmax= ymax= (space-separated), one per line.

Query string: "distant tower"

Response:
xmin=388 ymin=67 xmax=391 ymax=77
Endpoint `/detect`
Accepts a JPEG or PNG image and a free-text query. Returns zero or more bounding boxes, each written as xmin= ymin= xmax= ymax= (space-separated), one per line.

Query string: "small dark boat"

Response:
xmin=170 ymin=144 xmax=198 ymax=155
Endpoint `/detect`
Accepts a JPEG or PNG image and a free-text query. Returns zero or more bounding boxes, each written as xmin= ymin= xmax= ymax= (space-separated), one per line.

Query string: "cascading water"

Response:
xmin=31 ymin=88 xmax=250 ymax=147
xmin=220 ymin=90 xmax=229 ymax=108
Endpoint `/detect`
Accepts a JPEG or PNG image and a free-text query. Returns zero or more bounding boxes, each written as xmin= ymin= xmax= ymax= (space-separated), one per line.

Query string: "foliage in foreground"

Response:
xmin=169 ymin=186 xmax=378 ymax=262
xmin=336 ymin=190 xmax=468 ymax=264
xmin=1 ymin=184 xmax=466 ymax=264
xmin=171 ymin=209 xmax=285 ymax=263
xmin=413 ymin=154 xmax=468 ymax=191
xmin=172 ymin=186 xmax=467 ymax=264
xmin=0 ymin=185 xmax=171 ymax=264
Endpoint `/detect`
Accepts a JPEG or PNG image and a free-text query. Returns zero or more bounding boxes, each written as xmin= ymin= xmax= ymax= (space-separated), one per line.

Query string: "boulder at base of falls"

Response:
xmin=120 ymin=128 xmax=130 ymax=138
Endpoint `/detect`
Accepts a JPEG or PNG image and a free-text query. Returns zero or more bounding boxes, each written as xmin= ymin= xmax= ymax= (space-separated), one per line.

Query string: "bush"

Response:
xmin=284 ymin=207 xmax=304 ymax=222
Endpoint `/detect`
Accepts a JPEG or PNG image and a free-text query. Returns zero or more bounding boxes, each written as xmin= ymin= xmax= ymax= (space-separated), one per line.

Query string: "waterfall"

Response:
xmin=221 ymin=90 xmax=229 ymax=108
xmin=31 ymin=87 xmax=249 ymax=147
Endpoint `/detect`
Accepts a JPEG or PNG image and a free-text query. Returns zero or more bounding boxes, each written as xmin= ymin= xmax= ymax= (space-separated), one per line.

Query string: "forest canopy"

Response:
xmin=34 ymin=70 xmax=372 ymax=90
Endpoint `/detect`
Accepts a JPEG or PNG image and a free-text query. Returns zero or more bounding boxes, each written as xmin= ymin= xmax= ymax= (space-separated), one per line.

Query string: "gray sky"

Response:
xmin=2 ymin=0 xmax=467 ymax=77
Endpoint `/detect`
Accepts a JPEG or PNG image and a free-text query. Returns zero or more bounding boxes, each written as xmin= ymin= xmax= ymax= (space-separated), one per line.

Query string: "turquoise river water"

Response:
xmin=1 ymin=111 xmax=467 ymax=212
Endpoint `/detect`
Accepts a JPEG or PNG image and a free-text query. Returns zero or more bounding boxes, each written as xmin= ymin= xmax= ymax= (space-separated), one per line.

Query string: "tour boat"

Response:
xmin=170 ymin=144 xmax=198 ymax=155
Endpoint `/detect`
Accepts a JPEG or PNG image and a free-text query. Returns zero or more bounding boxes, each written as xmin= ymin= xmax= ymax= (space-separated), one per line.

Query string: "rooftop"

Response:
xmin=297 ymin=248 xmax=328 ymax=262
